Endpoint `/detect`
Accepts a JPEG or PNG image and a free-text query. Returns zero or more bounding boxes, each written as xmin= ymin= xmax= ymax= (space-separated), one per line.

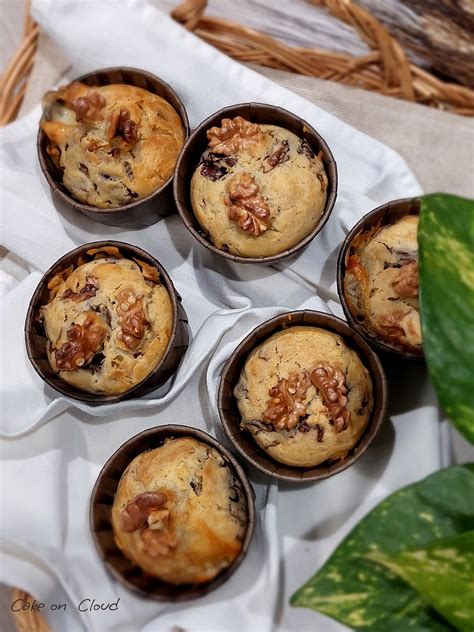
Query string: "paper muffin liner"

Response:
xmin=337 ymin=197 xmax=424 ymax=361
xmin=218 ymin=310 xmax=387 ymax=482
xmin=37 ymin=66 xmax=190 ymax=228
xmin=174 ymin=102 xmax=337 ymax=264
xmin=90 ymin=424 xmax=256 ymax=600
xmin=25 ymin=240 xmax=189 ymax=404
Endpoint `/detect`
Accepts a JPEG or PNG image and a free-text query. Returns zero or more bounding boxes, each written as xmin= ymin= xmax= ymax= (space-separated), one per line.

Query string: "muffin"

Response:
xmin=40 ymin=81 xmax=185 ymax=208
xmin=233 ymin=326 xmax=373 ymax=467
xmin=190 ymin=116 xmax=328 ymax=258
xmin=111 ymin=437 xmax=248 ymax=585
xmin=39 ymin=246 xmax=173 ymax=395
xmin=343 ymin=215 xmax=421 ymax=354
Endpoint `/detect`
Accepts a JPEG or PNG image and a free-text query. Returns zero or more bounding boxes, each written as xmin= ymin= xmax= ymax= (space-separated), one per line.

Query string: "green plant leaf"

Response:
xmin=290 ymin=464 xmax=474 ymax=631
xmin=366 ymin=531 xmax=474 ymax=632
xmin=418 ymin=193 xmax=474 ymax=444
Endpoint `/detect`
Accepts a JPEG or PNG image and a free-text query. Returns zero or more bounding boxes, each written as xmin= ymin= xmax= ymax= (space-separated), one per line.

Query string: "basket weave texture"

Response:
xmin=1 ymin=0 xmax=474 ymax=126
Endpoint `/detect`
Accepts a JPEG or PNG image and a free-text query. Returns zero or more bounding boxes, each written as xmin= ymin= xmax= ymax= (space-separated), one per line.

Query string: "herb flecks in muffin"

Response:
xmin=116 ymin=288 xmax=148 ymax=350
xmin=54 ymin=312 xmax=106 ymax=371
xmin=226 ymin=173 xmax=271 ymax=237
xmin=310 ymin=363 xmax=350 ymax=432
xmin=264 ymin=371 xmax=311 ymax=430
xmin=392 ymin=261 xmax=419 ymax=299
xmin=207 ymin=116 xmax=264 ymax=156
xmin=263 ymin=140 xmax=290 ymax=173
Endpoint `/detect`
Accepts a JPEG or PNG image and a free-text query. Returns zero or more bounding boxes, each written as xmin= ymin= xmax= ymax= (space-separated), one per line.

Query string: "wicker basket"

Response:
xmin=1 ymin=0 xmax=474 ymax=126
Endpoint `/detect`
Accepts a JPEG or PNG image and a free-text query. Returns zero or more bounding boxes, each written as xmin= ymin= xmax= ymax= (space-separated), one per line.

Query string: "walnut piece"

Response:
xmin=392 ymin=261 xmax=419 ymax=299
xmin=263 ymin=141 xmax=289 ymax=173
xmin=106 ymin=108 xmax=139 ymax=144
xmin=310 ymin=363 xmax=350 ymax=432
xmin=263 ymin=371 xmax=311 ymax=430
xmin=226 ymin=173 xmax=271 ymax=237
xmin=116 ymin=288 xmax=148 ymax=350
xmin=140 ymin=527 xmax=177 ymax=557
xmin=62 ymin=275 xmax=98 ymax=302
xmin=54 ymin=312 xmax=106 ymax=371
xmin=68 ymin=86 xmax=106 ymax=122
xmin=120 ymin=492 xmax=167 ymax=532
xmin=133 ymin=258 xmax=160 ymax=283
xmin=207 ymin=116 xmax=264 ymax=156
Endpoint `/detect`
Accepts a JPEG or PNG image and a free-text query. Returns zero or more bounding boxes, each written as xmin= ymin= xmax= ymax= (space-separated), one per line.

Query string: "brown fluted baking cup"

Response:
xmin=90 ymin=424 xmax=256 ymax=601
xmin=218 ymin=310 xmax=387 ymax=482
xmin=37 ymin=67 xmax=190 ymax=229
xmin=337 ymin=197 xmax=424 ymax=361
xmin=173 ymin=102 xmax=338 ymax=264
xmin=25 ymin=240 xmax=189 ymax=405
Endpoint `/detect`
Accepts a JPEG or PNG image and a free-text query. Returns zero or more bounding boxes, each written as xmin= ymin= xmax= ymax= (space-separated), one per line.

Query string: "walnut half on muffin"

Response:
xmin=39 ymin=247 xmax=173 ymax=395
xmin=190 ymin=116 xmax=328 ymax=258
xmin=111 ymin=437 xmax=248 ymax=585
xmin=343 ymin=214 xmax=422 ymax=354
xmin=234 ymin=326 xmax=373 ymax=468
xmin=41 ymin=81 xmax=185 ymax=208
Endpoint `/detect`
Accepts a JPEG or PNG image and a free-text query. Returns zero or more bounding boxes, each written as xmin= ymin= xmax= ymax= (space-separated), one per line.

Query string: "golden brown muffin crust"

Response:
xmin=190 ymin=118 xmax=328 ymax=257
xmin=41 ymin=82 xmax=185 ymax=208
xmin=344 ymin=215 xmax=421 ymax=353
xmin=111 ymin=437 xmax=247 ymax=585
xmin=234 ymin=326 xmax=373 ymax=467
xmin=40 ymin=255 xmax=173 ymax=395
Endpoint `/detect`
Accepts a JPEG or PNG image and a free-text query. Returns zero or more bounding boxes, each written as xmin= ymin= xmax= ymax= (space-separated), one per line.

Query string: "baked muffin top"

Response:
xmin=234 ymin=326 xmax=373 ymax=468
xmin=111 ymin=437 xmax=247 ymax=585
xmin=190 ymin=116 xmax=328 ymax=258
xmin=344 ymin=215 xmax=422 ymax=354
xmin=40 ymin=247 xmax=173 ymax=395
xmin=41 ymin=82 xmax=185 ymax=208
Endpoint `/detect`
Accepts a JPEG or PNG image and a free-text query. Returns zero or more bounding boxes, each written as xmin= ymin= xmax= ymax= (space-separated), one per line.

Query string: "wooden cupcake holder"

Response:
xmin=174 ymin=101 xmax=338 ymax=264
xmin=25 ymin=240 xmax=190 ymax=405
xmin=37 ymin=67 xmax=190 ymax=229
xmin=218 ymin=310 xmax=388 ymax=482
xmin=337 ymin=196 xmax=424 ymax=362
xmin=90 ymin=424 xmax=256 ymax=601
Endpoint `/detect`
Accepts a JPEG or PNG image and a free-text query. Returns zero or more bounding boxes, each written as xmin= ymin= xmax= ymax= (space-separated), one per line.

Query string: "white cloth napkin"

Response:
xmin=0 ymin=1 xmax=444 ymax=630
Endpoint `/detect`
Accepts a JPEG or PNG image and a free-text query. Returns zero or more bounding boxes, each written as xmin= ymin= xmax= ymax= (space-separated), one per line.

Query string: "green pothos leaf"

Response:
xmin=418 ymin=193 xmax=474 ymax=444
xmin=366 ymin=531 xmax=474 ymax=632
xmin=290 ymin=465 xmax=474 ymax=631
